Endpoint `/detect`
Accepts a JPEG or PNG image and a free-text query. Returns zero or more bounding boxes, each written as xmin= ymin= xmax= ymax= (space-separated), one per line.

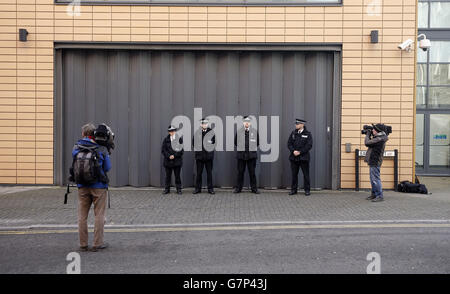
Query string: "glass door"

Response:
xmin=429 ymin=114 xmax=450 ymax=173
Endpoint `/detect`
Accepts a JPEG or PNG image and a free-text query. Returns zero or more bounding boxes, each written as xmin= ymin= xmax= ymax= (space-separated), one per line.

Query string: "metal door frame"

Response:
xmin=53 ymin=42 xmax=342 ymax=189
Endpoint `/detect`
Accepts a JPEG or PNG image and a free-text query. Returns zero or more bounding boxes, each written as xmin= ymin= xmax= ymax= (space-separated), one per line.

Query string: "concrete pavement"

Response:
xmin=0 ymin=177 xmax=449 ymax=230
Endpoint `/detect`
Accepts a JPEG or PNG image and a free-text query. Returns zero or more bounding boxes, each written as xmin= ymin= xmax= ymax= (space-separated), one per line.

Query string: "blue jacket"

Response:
xmin=72 ymin=138 xmax=111 ymax=189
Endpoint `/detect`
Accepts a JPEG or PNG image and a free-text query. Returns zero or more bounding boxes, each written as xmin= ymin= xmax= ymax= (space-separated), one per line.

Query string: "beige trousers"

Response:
xmin=78 ymin=187 xmax=107 ymax=247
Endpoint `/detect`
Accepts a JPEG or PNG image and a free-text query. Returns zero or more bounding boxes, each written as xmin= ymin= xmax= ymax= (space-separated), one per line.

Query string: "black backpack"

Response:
xmin=397 ymin=181 xmax=428 ymax=194
xmin=69 ymin=144 xmax=106 ymax=186
xmin=65 ymin=144 xmax=110 ymax=206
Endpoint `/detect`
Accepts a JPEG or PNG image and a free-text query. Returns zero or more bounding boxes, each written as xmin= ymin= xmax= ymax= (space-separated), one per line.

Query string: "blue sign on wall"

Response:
xmin=433 ymin=134 xmax=447 ymax=140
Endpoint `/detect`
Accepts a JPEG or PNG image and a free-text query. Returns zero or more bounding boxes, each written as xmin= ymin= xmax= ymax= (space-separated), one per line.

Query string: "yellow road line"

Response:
xmin=1 ymin=223 xmax=450 ymax=235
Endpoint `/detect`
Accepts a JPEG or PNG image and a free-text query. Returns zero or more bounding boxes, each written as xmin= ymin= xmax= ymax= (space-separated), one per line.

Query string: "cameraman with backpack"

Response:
xmin=71 ymin=123 xmax=111 ymax=252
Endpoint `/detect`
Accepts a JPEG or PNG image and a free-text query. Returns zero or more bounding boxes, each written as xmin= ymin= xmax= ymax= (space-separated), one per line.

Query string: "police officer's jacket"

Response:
xmin=161 ymin=134 xmax=184 ymax=168
xmin=193 ymin=127 xmax=215 ymax=161
xmin=287 ymin=127 xmax=313 ymax=162
xmin=234 ymin=127 xmax=259 ymax=160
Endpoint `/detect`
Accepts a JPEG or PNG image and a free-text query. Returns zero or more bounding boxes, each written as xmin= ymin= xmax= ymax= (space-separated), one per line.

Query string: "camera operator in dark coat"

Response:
xmin=364 ymin=123 xmax=389 ymax=202
xmin=193 ymin=118 xmax=216 ymax=194
xmin=233 ymin=116 xmax=260 ymax=194
xmin=161 ymin=125 xmax=184 ymax=195
xmin=287 ymin=119 xmax=313 ymax=196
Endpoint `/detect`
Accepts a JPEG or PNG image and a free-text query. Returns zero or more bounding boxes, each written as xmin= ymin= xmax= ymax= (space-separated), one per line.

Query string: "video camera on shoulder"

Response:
xmin=94 ymin=123 xmax=115 ymax=154
xmin=361 ymin=123 xmax=392 ymax=136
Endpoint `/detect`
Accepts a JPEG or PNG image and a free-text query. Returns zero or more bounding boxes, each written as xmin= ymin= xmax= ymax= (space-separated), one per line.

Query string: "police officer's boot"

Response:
xmin=289 ymin=190 xmax=297 ymax=195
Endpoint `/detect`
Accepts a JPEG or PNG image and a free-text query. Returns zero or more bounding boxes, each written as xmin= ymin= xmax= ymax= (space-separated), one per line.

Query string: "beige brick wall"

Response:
xmin=0 ymin=0 xmax=417 ymax=188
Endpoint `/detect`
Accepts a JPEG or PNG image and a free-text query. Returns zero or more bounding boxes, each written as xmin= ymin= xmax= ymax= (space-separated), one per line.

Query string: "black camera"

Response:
xmin=361 ymin=124 xmax=392 ymax=136
xmin=94 ymin=123 xmax=115 ymax=154
xmin=382 ymin=124 xmax=392 ymax=135
xmin=361 ymin=125 xmax=373 ymax=135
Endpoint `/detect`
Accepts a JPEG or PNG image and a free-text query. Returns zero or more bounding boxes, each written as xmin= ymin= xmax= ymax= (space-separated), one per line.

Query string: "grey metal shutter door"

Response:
xmin=60 ymin=49 xmax=334 ymax=189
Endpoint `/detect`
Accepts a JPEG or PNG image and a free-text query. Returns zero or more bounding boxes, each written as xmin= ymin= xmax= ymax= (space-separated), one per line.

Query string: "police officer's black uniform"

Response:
xmin=234 ymin=117 xmax=260 ymax=194
xmin=193 ymin=119 xmax=216 ymax=194
xmin=161 ymin=126 xmax=184 ymax=194
xmin=287 ymin=119 xmax=313 ymax=195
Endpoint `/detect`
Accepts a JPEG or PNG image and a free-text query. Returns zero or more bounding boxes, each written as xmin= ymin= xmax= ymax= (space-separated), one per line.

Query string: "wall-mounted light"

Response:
xmin=370 ymin=30 xmax=378 ymax=44
xmin=19 ymin=29 xmax=28 ymax=42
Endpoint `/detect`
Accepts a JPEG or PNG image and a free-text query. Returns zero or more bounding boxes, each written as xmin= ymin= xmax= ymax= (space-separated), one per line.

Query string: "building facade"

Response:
xmin=0 ymin=0 xmax=417 ymax=189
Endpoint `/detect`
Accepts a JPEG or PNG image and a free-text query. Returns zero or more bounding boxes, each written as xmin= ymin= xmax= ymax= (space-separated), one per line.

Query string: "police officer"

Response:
xmin=234 ymin=116 xmax=260 ymax=194
xmin=193 ymin=118 xmax=216 ymax=194
xmin=287 ymin=119 xmax=313 ymax=196
xmin=161 ymin=125 xmax=184 ymax=195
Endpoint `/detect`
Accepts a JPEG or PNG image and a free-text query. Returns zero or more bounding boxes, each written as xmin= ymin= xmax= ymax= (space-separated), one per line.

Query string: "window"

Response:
xmin=428 ymin=87 xmax=450 ymax=107
xmin=417 ymin=87 xmax=427 ymax=107
xmin=419 ymin=1 xmax=450 ymax=28
xmin=416 ymin=41 xmax=450 ymax=108
xmin=429 ymin=41 xmax=450 ymax=108
xmin=429 ymin=41 xmax=450 ymax=63
xmin=429 ymin=64 xmax=450 ymax=85
xmin=417 ymin=64 xmax=427 ymax=86
xmin=430 ymin=2 xmax=450 ymax=28
xmin=417 ymin=44 xmax=428 ymax=108
xmin=418 ymin=2 xmax=429 ymax=29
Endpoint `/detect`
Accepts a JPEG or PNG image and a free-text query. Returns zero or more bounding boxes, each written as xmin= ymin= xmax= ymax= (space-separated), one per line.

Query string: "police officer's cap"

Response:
xmin=167 ymin=125 xmax=177 ymax=132
xmin=200 ymin=118 xmax=209 ymax=124
xmin=243 ymin=116 xmax=252 ymax=122
xmin=295 ymin=118 xmax=307 ymax=125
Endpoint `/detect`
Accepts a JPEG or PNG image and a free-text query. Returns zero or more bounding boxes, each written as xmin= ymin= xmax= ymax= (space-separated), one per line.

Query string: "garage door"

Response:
xmin=56 ymin=48 xmax=336 ymax=189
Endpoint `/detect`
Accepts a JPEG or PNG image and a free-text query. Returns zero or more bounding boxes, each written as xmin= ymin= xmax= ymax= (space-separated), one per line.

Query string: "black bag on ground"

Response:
xmin=397 ymin=180 xmax=428 ymax=194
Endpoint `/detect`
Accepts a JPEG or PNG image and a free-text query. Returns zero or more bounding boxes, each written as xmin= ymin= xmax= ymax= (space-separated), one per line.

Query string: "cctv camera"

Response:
xmin=419 ymin=39 xmax=431 ymax=51
xmin=398 ymin=39 xmax=413 ymax=52
xmin=418 ymin=34 xmax=431 ymax=52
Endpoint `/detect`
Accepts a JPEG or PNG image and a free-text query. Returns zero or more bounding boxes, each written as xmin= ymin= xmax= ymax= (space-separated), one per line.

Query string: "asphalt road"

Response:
xmin=1 ymin=224 xmax=449 ymax=274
